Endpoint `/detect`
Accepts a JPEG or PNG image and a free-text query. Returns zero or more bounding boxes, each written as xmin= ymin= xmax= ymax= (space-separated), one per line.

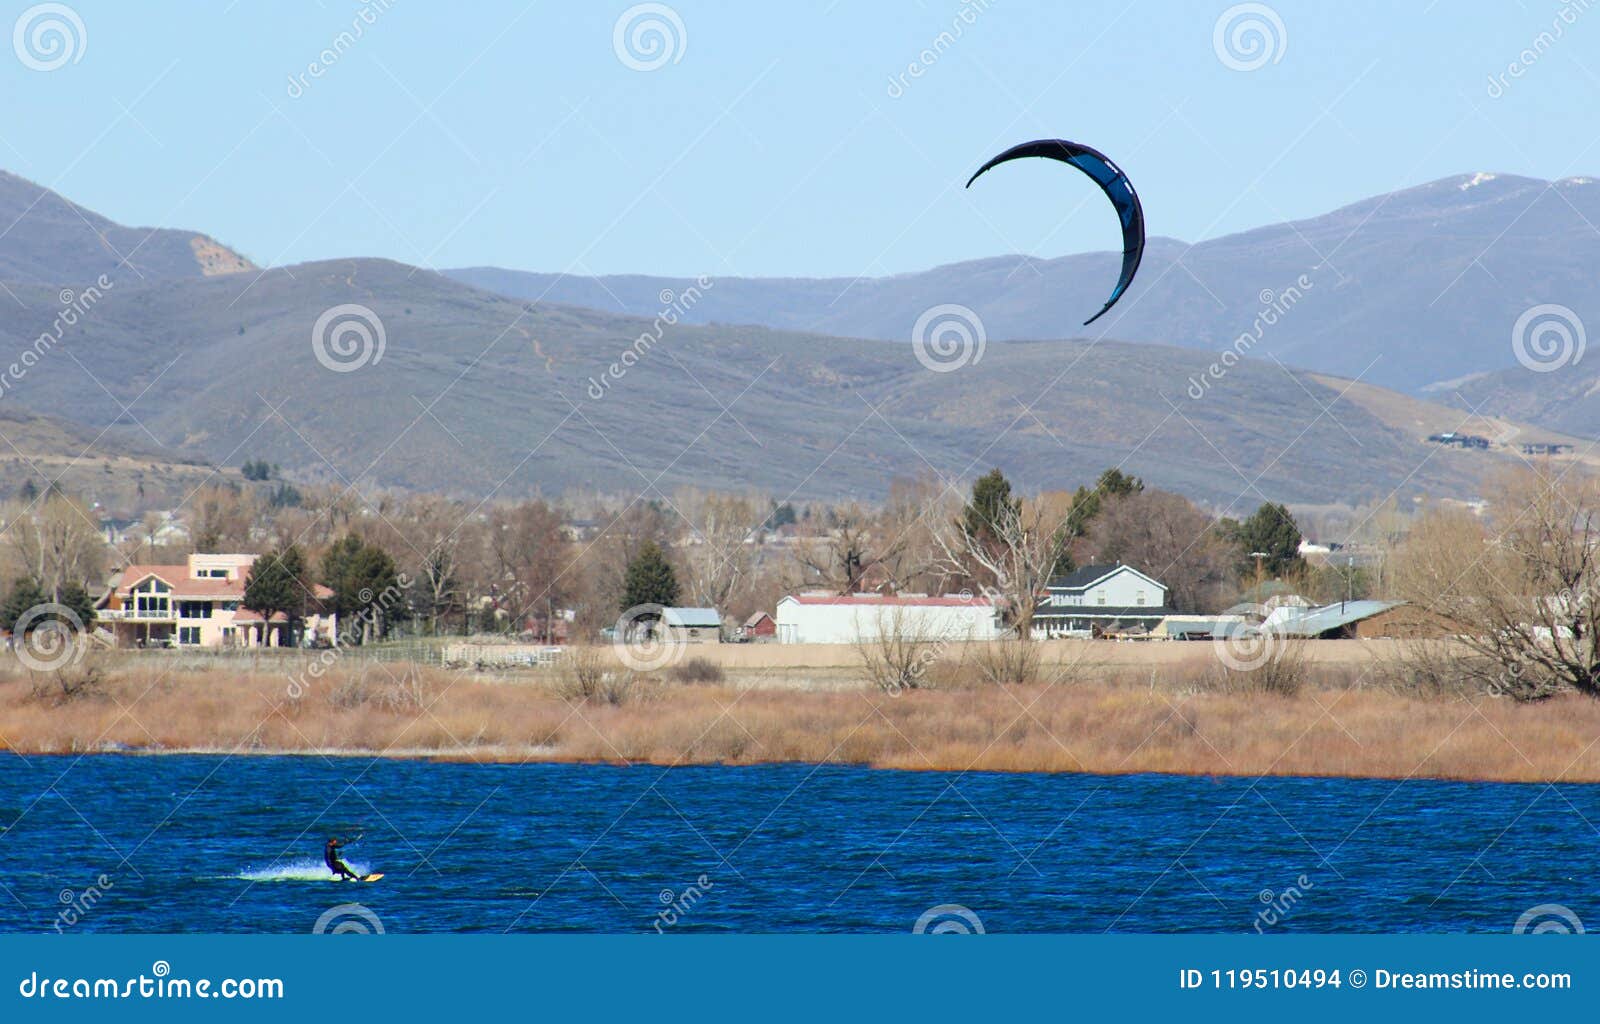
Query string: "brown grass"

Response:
xmin=1 ymin=650 xmax=1598 ymax=782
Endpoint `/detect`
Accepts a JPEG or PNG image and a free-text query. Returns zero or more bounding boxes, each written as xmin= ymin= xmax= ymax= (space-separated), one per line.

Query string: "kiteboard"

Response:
xmin=359 ymin=873 xmax=384 ymax=883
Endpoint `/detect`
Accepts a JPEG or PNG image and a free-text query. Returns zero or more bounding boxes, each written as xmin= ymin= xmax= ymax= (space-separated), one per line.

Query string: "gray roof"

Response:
xmin=1271 ymin=600 xmax=1401 ymax=637
xmin=1047 ymin=564 xmax=1124 ymax=590
xmin=662 ymin=606 xmax=722 ymax=628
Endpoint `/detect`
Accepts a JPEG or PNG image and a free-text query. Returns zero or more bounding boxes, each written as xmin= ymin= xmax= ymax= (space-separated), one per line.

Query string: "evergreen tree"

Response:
xmin=320 ymin=535 xmax=365 ymax=618
xmin=2 ymin=578 xmax=48 ymax=633
xmin=17 ymin=479 xmax=38 ymax=503
xmin=962 ymin=469 xmax=1020 ymax=543
xmin=1237 ymin=503 xmax=1305 ymax=578
xmin=2 ymin=578 xmax=95 ymax=634
xmin=621 ymin=540 xmax=680 ymax=611
xmin=243 ymin=546 xmax=309 ymax=644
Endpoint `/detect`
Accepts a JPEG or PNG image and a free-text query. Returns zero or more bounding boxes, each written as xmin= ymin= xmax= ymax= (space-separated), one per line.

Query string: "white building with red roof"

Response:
xmin=95 ymin=553 xmax=338 ymax=649
xmin=774 ymin=592 xmax=1000 ymax=645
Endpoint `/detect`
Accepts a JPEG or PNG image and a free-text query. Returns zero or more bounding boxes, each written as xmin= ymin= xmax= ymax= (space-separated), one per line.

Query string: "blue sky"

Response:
xmin=4 ymin=1 xmax=1597 ymax=278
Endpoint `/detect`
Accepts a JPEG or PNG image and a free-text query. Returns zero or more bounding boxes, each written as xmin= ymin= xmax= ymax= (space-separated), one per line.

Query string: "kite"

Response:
xmin=965 ymin=139 xmax=1145 ymax=326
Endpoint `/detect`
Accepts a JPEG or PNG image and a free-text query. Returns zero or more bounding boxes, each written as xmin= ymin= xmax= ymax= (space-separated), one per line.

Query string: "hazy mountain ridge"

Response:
xmin=447 ymin=173 xmax=1600 ymax=398
xmin=0 ymin=170 xmax=1588 ymax=509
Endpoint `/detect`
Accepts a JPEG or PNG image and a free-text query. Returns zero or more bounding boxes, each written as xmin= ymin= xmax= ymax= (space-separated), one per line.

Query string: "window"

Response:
xmin=178 ymin=601 xmax=212 ymax=619
xmin=177 ymin=626 xmax=201 ymax=645
xmin=199 ymin=569 xmax=229 ymax=578
xmin=1096 ymin=591 xmax=1106 ymax=606
xmin=1136 ymin=590 xmax=1146 ymax=606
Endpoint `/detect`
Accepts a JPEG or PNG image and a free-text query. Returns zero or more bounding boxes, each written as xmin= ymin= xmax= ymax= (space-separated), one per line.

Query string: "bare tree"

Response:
xmin=932 ymin=488 xmax=1069 ymax=637
xmin=4 ymin=493 xmax=108 ymax=601
xmin=794 ymin=502 xmax=922 ymax=594
xmin=1391 ymin=465 xmax=1600 ymax=700
xmin=1087 ymin=489 xmax=1235 ymax=612
xmin=853 ymin=605 xmax=959 ymax=693
xmin=672 ymin=488 xmax=758 ymax=611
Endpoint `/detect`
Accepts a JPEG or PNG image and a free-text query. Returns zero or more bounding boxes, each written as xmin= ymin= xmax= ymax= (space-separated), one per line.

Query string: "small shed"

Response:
xmin=742 ymin=611 xmax=776 ymax=640
xmin=660 ymin=607 xmax=722 ymax=644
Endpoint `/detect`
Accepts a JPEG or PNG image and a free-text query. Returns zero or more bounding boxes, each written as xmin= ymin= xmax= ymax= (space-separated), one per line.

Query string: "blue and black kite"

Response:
xmin=966 ymin=139 xmax=1145 ymax=326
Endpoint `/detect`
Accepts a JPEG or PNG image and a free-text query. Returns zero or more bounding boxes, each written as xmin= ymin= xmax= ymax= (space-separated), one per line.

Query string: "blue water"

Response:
xmin=0 ymin=754 xmax=1593 ymax=933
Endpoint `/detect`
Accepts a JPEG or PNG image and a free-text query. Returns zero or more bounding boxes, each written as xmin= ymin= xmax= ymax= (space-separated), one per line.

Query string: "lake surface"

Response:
xmin=0 ymin=755 xmax=1592 ymax=933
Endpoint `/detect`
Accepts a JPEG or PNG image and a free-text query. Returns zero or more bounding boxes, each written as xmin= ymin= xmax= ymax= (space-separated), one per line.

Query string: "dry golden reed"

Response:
xmin=2 ymin=651 xmax=1599 ymax=783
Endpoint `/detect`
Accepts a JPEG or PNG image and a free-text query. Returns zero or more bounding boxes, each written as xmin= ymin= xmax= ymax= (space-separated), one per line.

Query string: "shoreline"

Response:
xmin=25 ymin=743 xmax=1600 ymax=788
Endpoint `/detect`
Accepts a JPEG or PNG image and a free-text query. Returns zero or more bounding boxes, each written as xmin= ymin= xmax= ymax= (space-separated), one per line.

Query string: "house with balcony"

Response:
xmin=1032 ymin=563 xmax=1172 ymax=638
xmin=95 ymin=553 xmax=338 ymax=649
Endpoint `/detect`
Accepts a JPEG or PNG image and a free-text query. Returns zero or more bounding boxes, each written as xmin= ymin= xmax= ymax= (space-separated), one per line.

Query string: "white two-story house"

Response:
xmin=96 ymin=553 xmax=339 ymax=649
xmin=1032 ymin=563 xmax=1170 ymax=638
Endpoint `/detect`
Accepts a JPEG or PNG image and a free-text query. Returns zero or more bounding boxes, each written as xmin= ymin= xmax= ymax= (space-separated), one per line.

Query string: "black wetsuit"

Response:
xmin=324 ymin=839 xmax=360 ymax=881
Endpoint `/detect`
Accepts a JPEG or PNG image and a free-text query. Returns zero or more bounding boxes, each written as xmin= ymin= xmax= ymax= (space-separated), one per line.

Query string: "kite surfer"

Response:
xmin=324 ymin=835 xmax=362 ymax=882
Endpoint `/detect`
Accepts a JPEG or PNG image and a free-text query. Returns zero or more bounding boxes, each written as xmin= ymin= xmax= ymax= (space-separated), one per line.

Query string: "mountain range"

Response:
xmin=0 ymin=168 xmax=1592 ymax=516
xmin=447 ymin=172 xmax=1600 ymax=400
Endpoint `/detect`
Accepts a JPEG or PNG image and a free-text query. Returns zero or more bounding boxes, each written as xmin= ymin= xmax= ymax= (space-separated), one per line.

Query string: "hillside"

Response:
xmin=0 ymin=170 xmax=254 ymax=284
xmin=0 ymin=258 xmax=1575 ymax=508
xmin=0 ymin=406 xmax=223 ymax=516
xmin=448 ymin=173 xmax=1600 ymax=397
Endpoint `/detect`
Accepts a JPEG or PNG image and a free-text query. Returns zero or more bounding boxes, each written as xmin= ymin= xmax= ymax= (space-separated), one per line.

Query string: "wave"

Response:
xmin=236 ymin=857 xmax=371 ymax=882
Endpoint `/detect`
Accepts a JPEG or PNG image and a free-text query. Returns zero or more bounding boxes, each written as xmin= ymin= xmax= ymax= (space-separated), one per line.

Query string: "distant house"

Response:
xmin=741 ymin=611 xmax=776 ymax=641
xmin=95 ymin=553 xmax=338 ymax=649
xmin=659 ymin=607 xmax=722 ymax=644
xmin=1427 ymin=432 xmax=1490 ymax=450
xmin=1033 ymin=563 xmax=1171 ymax=637
xmin=1521 ymin=442 xmax=1573 ymax=456
xmin=775 ymin=593 xmax=1000 ymax=644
